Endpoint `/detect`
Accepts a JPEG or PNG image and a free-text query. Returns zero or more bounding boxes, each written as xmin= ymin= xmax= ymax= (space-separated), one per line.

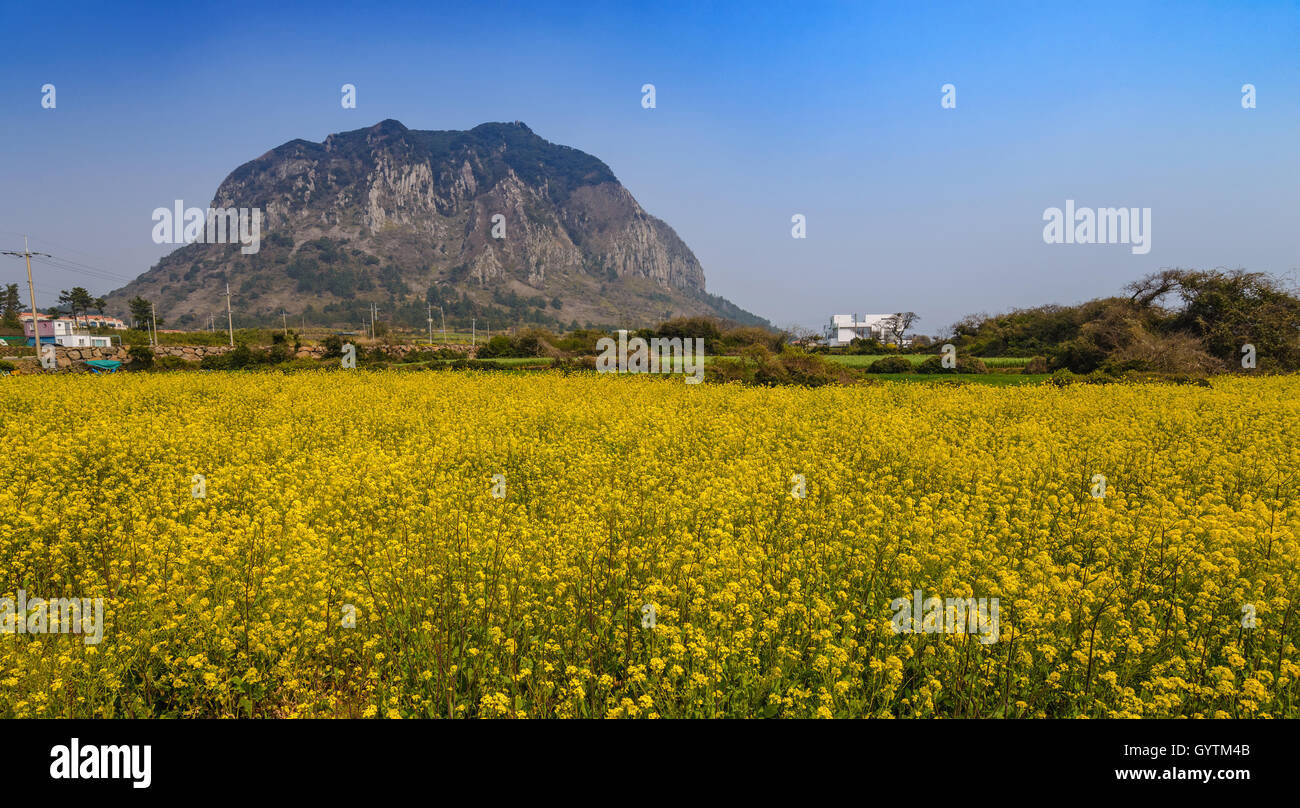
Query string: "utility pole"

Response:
xmin=282 ymin=310 xmax=288 ymax=336
xmin=472 ymin=317 xmax=475 ymax=347
xmin=224 ymin=283 xmax=234 ymax=347
xmin=439 ymin=305 xmax=445 ymax=342
xmin=427 ymin=303 xmax=433 ymax=345
xmin=1 ymin=237 xmax=51 ymax=347
xmin=150 ymin=302 xmax=158 ymax=347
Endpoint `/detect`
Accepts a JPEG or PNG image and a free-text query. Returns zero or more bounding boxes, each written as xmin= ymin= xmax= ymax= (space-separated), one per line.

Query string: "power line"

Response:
xmin=0 ymin=231 xmax=117 ymax=265
xmin=41 ymin=257 xmax=132 ymax=282
xmin=0 ymin=232 xmax=137 ymax=284
xmin=26 ymin=248 xmax=135 ymax=281
xmin=29 ymin=256 xmax=132 ymax=285
xmin=1 ymin=238 xmax=51 ymax=336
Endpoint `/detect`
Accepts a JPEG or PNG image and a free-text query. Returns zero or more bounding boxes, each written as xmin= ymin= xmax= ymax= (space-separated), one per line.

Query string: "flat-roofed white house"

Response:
xmin=57 ymin=333 xmax=115 ymax=348
xmin=825 ymin=313 xmax=912 ymax=347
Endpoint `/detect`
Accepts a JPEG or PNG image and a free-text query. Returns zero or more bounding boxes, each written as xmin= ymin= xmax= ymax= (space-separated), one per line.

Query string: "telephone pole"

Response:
xmin=471 ymin=317 xmax=475 ymax=347
xmin=224 ymin=283 xmax=234 ymax=346
xmin=427 ymin=303 xmax=433 ymax=345
xmin=282 ymin=310 xmax=288 ymax=336
xmin=1 ymin=237 xmax=51 ymax=346
xmin=439 ymin=305 xmax=445 ymax=341
xmin=150 ymin=302 xmax=158 ymax=346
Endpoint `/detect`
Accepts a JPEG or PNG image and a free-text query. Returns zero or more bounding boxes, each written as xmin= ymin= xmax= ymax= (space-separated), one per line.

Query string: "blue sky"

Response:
xmin=1 ymin=0 xmax=1297 ymax=332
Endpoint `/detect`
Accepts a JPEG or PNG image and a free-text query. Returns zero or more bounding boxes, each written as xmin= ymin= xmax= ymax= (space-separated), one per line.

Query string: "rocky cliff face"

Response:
xmin=107 ymin=120 xmax=766 ymax=330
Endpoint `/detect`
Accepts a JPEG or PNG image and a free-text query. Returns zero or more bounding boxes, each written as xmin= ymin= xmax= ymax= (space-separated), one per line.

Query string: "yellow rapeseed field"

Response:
xmin=1 ymin=371 xmax=1297 ymax=718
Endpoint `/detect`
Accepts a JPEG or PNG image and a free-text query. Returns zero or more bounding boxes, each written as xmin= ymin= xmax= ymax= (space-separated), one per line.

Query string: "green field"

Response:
xmin=825 ymin=354 xmax=1031 ymax=368
xmin=392 ymin=356 xmax=554 ymax=369
xmin=452 ymin=356 xmax=551 ymax=366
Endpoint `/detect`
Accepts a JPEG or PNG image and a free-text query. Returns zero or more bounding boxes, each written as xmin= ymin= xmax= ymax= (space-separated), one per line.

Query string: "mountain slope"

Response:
xmin=106 ymin=120 xmax=768 ymax=331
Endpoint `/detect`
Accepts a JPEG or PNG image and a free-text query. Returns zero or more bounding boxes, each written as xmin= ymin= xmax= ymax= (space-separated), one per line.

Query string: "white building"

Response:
xmin=23 ymin=317 xmax=115 ymax=348
xmin=825 ymin=313 xmax=912 ymax=347
xmin=58 ymin=333 xmax=115 ymax=348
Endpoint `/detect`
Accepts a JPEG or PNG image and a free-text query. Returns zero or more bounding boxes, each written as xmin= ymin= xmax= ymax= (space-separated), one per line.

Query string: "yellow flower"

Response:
xmin=0 ymin=372 xmax=1294 ymax=719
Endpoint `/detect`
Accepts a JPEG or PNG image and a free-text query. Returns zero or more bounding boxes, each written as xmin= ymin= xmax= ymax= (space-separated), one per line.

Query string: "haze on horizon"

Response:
xmin=1 ymin=0 xmax=1297 ymax=336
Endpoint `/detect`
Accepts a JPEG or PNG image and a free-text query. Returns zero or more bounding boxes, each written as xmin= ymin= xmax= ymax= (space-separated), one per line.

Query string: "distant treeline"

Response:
xmin=474 ymin=316 xmax=788 ymax=359
xmin=944 ymin=269 xmax=1300 ymax=373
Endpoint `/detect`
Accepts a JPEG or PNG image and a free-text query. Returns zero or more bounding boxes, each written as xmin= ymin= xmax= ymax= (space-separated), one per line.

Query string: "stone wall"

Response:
xmin=152 ymin=345 xmax=234 ymax=361
xmin=1 ymin=340 xmax=475 ymax=370
xmin=2 ymin=345 xmax=131 ymax=369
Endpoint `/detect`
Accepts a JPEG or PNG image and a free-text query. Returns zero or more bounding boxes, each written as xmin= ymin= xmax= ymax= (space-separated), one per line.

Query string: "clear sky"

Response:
xmin=2 ymin=0 xmax=1297 ymax=333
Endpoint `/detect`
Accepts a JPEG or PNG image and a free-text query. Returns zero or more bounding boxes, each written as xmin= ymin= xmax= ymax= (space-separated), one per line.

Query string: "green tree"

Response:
xmin=128 ymin=296 xmax=162 ymax=330
xmin=58 ymin=286 xmax=95 ymax=326
xmin=1121 ymin=269 xmax=1300 ymax=370
xmin=127 ymin=344 xmax=154 ymax=368
xmin=1 ymin=284 xmax=21 ymax=329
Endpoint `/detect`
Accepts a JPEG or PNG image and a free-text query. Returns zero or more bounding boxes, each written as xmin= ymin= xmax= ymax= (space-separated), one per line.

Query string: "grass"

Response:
xmin=464 ymin=356 xmax=553 ymax=366
xmin=703 ymin=354 xmax=1046 ymax=386
xmin=387 ymin=356 xmax=555 ymax=370
xmin=825 ymin=354 xmax=1031 ymax=368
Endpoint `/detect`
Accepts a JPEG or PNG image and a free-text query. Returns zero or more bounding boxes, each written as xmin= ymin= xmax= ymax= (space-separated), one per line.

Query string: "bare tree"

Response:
xmin=1124 ymin=269 xmax=1185 ymax=308
xmin=786 ymin=324 xmax=824 ymax=348
xmin=884 ymin=311 xmax=919 ymax=345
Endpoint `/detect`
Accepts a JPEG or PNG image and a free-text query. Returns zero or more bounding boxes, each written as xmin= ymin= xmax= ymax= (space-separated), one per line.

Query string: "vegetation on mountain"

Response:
xmin=105 ymin=120 xmax=768 ymax=332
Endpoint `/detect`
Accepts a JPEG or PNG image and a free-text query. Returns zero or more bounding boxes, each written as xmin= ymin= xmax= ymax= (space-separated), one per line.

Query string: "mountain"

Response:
xmin=105 ymin=120 xmax=768 ymax=331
